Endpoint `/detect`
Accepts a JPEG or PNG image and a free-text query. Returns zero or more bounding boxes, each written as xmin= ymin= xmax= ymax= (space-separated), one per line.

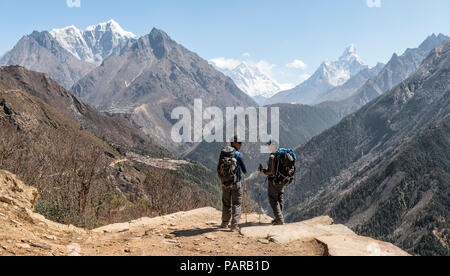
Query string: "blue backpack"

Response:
xmin=275 ymin=148 xmax=297 ymax=186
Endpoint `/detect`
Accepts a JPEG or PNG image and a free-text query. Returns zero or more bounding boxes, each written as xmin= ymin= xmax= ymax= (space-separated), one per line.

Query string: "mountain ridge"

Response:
xmin=0 ymin=69 xmax=223 ymax=228
xmin=72 ymin=28 xmax=257 ymax=153
xmin=0 ymin=31 xmax=96 ymax=89
xmin=284 ymin=37 xmax=450 ymax=256
xmin=0 ymin=20 xmax=139 ymax=89
xmin=325 ymin=33 xmax=449 ymax=117
xmin=0 ymin=65 xmax=168 ymax=157
xmin=265 ymin=45 xmax=367 ymax=105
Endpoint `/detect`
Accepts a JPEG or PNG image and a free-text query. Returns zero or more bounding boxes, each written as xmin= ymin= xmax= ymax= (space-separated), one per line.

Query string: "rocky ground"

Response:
xmin=0 ymin=170 xmax=409 ymax=256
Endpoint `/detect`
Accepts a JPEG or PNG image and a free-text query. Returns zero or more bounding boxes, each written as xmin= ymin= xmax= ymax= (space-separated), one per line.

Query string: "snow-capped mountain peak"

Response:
xmin=85 ymin=19 xmax=137 ymax=39
xmin=50 ymin=20 xmax=137 ymax=65
xmin=59 ymin=25 xmax=79 ymax=32
xmin=49 ymin=25 xmax=89 ymax=61
xmin=264 ymin=45 xmax=368 ymax=106
xmin=210 ymin=59 xmax=293 ymax=99
xmin=313 ymin=44 xmax=366 ymax=86
xmin=339 ymin=44 xmax=362 ymax=64
xmin=342 ymin=44 xmax=357 ymax=56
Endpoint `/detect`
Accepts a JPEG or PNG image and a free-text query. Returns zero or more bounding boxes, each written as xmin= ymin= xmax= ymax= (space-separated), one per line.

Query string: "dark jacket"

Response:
xmin=233 ymin=148 xmax=247 ymax=183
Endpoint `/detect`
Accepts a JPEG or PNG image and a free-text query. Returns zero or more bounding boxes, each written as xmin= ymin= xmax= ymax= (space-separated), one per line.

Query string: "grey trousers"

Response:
xmin=268 ymin=179 xmax=284 ymax=222
xmin=222 ymin=182 xmax=243 ymax=226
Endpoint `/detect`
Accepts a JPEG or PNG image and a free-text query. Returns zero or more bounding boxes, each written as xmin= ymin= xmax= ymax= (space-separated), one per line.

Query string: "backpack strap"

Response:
xmin=275 ymin=151 xmax=280 ymax=178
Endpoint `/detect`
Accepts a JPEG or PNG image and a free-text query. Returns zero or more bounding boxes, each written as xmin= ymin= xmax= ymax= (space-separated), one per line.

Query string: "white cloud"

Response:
xmin=242 ymin=52 xmax=251 ymax=58
xmin=286 ymin=59 xmax=307 ymax=70
xmin=209 ymin=57 xmax=242 ymax=70
xmin=366 ymin=0 xmax=381 ymax=8
xmin=254 ymin=60 xmax=277 ymax=76
xmin=67 ymin=0 xmax=81 ymax=8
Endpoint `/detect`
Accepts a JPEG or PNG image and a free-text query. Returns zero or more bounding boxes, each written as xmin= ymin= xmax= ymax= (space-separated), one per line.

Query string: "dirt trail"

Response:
xmin=88 ymin=208 xmax=325 ymax=256
xmin=1 ymin=207 xmax=324 ymax=256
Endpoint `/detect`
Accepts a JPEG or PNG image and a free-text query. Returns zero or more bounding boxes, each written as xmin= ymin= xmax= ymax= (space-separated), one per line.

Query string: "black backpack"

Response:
xmin=217 ymin=146 xmax=239 ymax=185
xmin=274 ymin=148 xmax=297 ymax=186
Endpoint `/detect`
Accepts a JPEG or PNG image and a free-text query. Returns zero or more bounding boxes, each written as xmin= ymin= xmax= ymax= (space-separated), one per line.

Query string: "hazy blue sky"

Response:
xmin=0 ymin=0 xmax=449 ymax=85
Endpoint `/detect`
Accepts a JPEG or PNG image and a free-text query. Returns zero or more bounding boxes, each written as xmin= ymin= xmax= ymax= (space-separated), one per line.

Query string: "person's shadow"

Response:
xmin=170 ymin=222 xmax=272 ymax=238
xmin=240 ymin=222 xmax=272 ymax=228
xmin=171 ymin=227 xmax=220 ymax=238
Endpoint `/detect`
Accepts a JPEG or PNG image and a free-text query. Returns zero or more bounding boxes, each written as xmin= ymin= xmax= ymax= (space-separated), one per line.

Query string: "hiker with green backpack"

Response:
xmin=217 ymin=135 xmax=248 ymax=232
xmin=258 ymin=140 xmax=297 ymax=225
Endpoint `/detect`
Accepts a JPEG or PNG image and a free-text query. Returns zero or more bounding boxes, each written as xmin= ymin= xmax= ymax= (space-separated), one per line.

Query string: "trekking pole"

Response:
xmin=243 ymin=176 xmax=248 ymax=226
xmin=258 ymin=172 xmax=262 ymax=225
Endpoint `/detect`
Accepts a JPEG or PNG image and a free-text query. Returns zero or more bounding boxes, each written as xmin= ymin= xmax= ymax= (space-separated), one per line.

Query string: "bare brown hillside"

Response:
xmin=0 ymin=65 xmax=168 ymax=157
xmin=0 ymin=79 xmax=219 ymax=228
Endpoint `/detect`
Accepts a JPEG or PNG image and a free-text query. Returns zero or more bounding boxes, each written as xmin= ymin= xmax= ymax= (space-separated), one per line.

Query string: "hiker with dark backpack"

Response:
xmin=258 ymin=140 xmax=296 ymax=225
xmin=217 ymin=135 xmax=247 ymax=231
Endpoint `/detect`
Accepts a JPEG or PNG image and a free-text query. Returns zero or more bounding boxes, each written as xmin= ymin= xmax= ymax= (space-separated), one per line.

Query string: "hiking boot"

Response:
xmin=230 ymin=224 xmax=240 ymax=232
xmin=220 ymin=222 xmax=229 ymax=229
xmin=272 ymin=219 xmax=284 ymax=226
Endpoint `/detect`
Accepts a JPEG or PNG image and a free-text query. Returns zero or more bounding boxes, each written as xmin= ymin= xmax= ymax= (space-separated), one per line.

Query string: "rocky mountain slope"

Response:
xmin=0 ymin=65 xmax=167 ymax=157
xmin=0 ymin=20 xmax=138 ymax=89
xmin=266 ymin=45 xmax=368 ymax=105
xmin=0 ymin=170 xmax=408 ymax=256
xmin=0 ymin=31 xmax=95 ymax=89
xmin=185 ymin=103 xmax=341 ymax=173
xmin=0 ymin=76 xmax=221 ymax=228
xmin=283 ymin=38 xmax=450 ymax=256
xmin=324 ymin=33 xmax=449 ymax=117
xmin=321 ymin=62 xmax=385 ymax=103
xmin=0 ymin=78 xmax=125 ymax=226
xmin=72 ymin=28 xmax=257 ymax=153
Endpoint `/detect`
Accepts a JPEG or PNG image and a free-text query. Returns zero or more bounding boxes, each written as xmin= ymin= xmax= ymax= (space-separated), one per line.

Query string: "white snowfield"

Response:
xmin=210 ymin=60 xmax=294 ymax=99
xmin=50 ymin=19 xmax=137 ymax=65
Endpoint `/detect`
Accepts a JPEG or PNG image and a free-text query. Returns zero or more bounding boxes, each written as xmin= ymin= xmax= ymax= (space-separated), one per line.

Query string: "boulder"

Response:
xmin=241 ymin=216 xmax=354 ymax=243
xmin=0 ymin=170 xmax=38 ymax=210
xmin=316 ymin=235 xmax=410 ymax=256
xmin=0 ymin=170 xmax=88 ymax=235
xmin=241 ymin=216 xmax=410 ymax=256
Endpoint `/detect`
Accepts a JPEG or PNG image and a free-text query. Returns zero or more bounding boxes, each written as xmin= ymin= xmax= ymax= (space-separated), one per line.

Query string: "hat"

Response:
xmin=233 ymin=135 xmax=243 ymax=144
xmin=266 ymin=139 xmax=278 ymax=146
